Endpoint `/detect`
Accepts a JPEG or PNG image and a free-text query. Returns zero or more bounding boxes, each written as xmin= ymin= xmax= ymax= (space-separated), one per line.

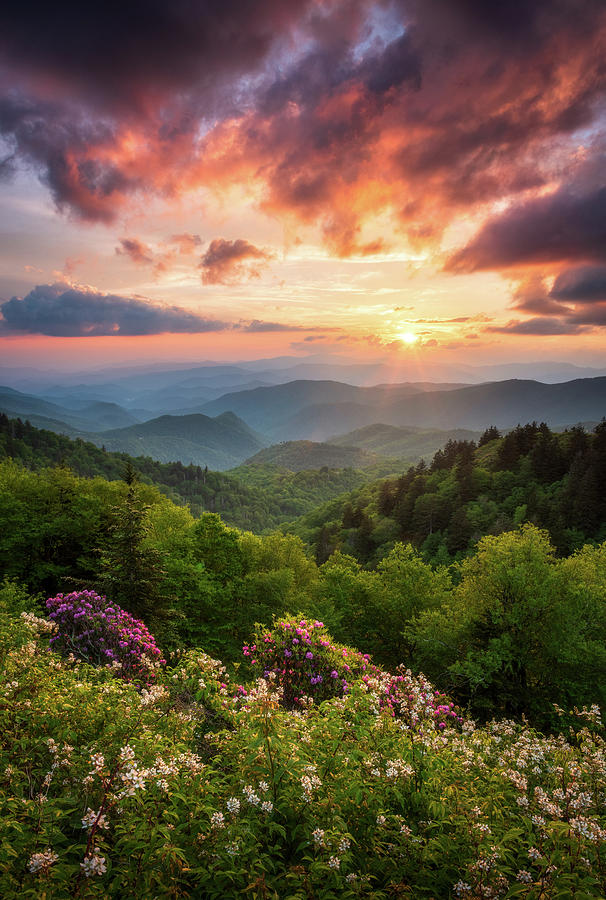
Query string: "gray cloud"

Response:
xmin=115 ymin=237 xmax=154 ymax=265
xmin=487 ymin=317 xmax=589 ymax=336
xmin=0 ymin=283 xmax=229 ymax=336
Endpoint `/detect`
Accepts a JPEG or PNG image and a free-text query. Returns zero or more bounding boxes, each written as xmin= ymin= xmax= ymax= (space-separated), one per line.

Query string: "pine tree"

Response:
xmin=97 ymin=464 xmax=165 ymax=619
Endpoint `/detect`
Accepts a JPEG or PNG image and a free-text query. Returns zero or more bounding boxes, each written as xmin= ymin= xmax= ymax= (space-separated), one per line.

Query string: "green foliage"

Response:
xmin=0 ymin=413 xmax=382 ymax=532
xmin=287 ymin=421 xmax=606 ymax=565
xmin=2 ymin=612 xmax=606 ymax=898
xmin=407 ymin=526 xmax=606 ymax=728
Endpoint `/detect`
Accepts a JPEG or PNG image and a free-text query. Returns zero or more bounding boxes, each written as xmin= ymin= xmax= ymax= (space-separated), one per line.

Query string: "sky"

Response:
xmin=1 ymin=0 xmax=606 ymax=372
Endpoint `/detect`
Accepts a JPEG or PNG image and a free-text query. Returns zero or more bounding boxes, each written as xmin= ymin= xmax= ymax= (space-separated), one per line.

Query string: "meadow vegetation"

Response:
xmin=1 ymin=421 xmax=606 ymax=895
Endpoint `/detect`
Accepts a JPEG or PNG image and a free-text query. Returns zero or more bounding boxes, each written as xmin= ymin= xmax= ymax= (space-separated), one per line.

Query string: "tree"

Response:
xmin=97 ymin=467 xmax=165 ymax=619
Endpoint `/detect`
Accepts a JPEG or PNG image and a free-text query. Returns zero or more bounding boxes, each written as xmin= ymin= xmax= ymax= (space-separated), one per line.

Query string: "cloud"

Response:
xmin=116 ymin=237 xmax=154 ymax=266
xmin=551 ymin=264 xmax=606 ymax=302
xmin=168 ymin=233 xmax=202 ymax=254
xmin=488 ymin=317 xmax=588 ymax=336
xmin=200 ymin=238 xmax=272 ymax=284
xmin=0 ymin=283 xmax=229 ymax=336
xmin=240 ymin=320 xmax=295 ymax=333
xmin=446 ymin=185 xmax=606 ymax=272
xmin=0 ymin=0 xmax=604 ymax=267
xmin=483 ymin=264 xmax=606 ymax=336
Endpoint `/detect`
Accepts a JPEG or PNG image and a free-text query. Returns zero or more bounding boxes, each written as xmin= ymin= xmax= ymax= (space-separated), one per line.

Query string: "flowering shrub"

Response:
xmin=244 ymin=616 xmax=463 ymax=728
xmin=243 ymin=615 xmax=371 ymax=707
xmin=46 ymin=590 xmax=165 ymax=682
xmin=2 ymin=611 xmax=606 ymax=898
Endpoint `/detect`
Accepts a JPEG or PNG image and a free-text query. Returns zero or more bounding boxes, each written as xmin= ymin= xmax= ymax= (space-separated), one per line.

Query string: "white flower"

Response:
xmin=260 ymin=800 xmax=273 ymax=814
xmin=28 ymin=849 xmax=58 ymax=874
xmin=210 ymin=811 xmax=225 ymax=828
xmin=80 ymin=851 xmax=107 ymax=877
xmin=226 ymin=797 xmax=241 ymax=814
xmin=243 ymin=784 xmax=260 ymax=805
xmin=328 ymin=856 xmax=340 ymax=869
xmin=312 ymin=828 xmax=325 ymax=846
xmin=81 ymin=808 xmax=109 ymax=830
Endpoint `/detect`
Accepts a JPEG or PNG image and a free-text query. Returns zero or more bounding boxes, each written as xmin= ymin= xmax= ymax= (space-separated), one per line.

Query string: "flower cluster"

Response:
xmin=244 ymin=616 xmax=372 ymax=707
xmin=46 ymin=590 xmax=165 ymax=682
xmin=245 ymin=617 xmax=463 ymax=730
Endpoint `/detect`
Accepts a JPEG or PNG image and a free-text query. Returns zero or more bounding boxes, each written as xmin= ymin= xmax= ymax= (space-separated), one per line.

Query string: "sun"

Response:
xmin=398 ymin=331 xmax=418 ymax=345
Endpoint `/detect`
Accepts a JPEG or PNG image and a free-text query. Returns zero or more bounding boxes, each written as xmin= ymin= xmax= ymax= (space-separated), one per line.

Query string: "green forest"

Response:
xmin=2 ymin=416 xmax=606 ymax=896
xmin=289 ymin=422 xmax=606 ymax=565
xmin=0 ymin=414 xmax=377 ymax=532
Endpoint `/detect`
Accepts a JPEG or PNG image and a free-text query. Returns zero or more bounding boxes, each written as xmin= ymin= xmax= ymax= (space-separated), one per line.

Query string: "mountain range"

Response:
xmin=1 ymin=373 xmax=605 ymax=470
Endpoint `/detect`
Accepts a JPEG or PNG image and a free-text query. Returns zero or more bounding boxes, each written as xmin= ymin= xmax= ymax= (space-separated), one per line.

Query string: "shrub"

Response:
xmin=243 ymin=615 xmax=463 ymax=728
xmin=46 ymin=589 xmax=165 ymax=682
xmin=243 ymin=615 xmax=371 ymax=707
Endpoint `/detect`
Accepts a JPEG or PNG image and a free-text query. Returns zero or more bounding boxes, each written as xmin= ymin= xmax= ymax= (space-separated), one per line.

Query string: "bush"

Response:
xmin=243 ymin=615 xmax=371 ymax=707
xmin=46 ymin=589 xmax=165 ymax=682
xmin=2 ymin=611 xmax=606 ymax=898
xmin=243 ymin=615 xmax=463 ymax=729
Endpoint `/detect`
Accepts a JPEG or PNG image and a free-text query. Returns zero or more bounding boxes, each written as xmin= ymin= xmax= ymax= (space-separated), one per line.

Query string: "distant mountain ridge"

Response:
xmin=84 ymin=411 xmax=266 ymax=470
xmin=199 ymin=377 xmax=606 ymax=440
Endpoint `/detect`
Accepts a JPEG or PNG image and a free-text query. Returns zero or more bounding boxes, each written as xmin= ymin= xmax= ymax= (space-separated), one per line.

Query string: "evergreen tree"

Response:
xmin=97 ymin=465 xmax=165 ymax=619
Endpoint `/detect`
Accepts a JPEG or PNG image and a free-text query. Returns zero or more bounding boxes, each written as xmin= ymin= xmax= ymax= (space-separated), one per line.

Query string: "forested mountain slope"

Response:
xmin=287 ymin=421 xmax=606 ymax=564
xmin=0 ymin=415 xmax=374 ymax=531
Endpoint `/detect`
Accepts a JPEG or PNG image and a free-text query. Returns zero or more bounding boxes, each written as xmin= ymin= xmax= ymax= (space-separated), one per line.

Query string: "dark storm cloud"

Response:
xmin=0 ymin=0 xmax=314 ymax=110
xmin=0 ymin=284 xmax=229 ymax=336
xmin=200 ymin=239 xmax=272 ymax=284
xmin=446 ymin=186 xmax=606 ymax=272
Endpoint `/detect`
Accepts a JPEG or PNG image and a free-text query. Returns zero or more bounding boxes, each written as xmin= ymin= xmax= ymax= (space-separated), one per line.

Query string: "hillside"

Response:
xmin=83 ymin=411 xmax=267 ymax=470
xmin=199 ymin=379 xmax=465 ymax=437
xmin=287 ymin=421 xmax=606 ymax=564
xmin=327 ymin=423 xmax=482 ymax=457
xmin=198 ymin=376 xmax=606 ymax=440
xmin=242 ymin=439 xmax=382 ymax=471
xmin=0 ymin=415 xmax=376 ymax=532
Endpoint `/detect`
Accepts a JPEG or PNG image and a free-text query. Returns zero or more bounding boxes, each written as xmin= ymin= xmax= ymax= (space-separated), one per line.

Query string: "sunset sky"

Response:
xmin=1 ymin=0 xmax=606 ymax=372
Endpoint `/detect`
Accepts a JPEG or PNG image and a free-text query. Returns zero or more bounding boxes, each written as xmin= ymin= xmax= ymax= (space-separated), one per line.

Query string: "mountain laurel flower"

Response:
xmin=516 ymin=870 xmax=533 ymax=883
xmin=260 ymin=800 xmax=273 ymax=813
xmin=82 ymin=808 xmax=109 ymax=830
xmin=243 ymin=785 xmax=260 ymax=805
xmin=226 ymin=797 xmax=241 ymax=814
xmin=338 ymin=837 xmax=351 ymax=852
xmin=210 ymin=811 xmax=225 ymax=828
xmin=80 ymin=852 xmax=107 ymax=877
xmin=328 ymin=856 xmax=341 ymax=869
xmin=312 ymin=828 xmax=325 ymax=846
xmin=28 ymin=849 xmax=58 ymax=874
xmin=376 ymin=814 xmax=387 ymax=826
xmin=89 ymin=753 xmax=105 ymax=775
